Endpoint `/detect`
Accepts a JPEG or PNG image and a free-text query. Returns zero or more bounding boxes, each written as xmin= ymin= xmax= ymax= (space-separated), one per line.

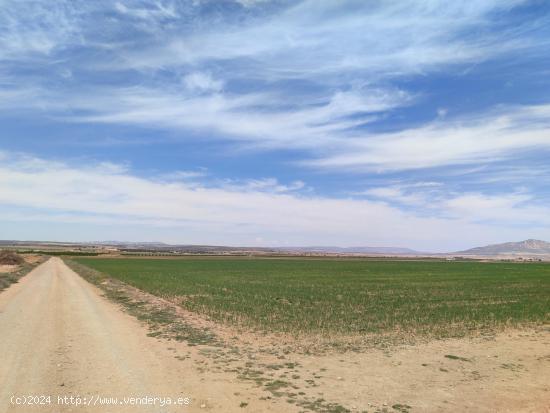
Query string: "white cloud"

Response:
xmin=234 ymin=0 xmax=271 ymax=8
xmin=0 ymin=0 xmax=82 ymax=58
xmin=0 ymin=151 xmax=548 ymax=250
xmin=112 ymin=0 xmax=537 ymax=81
xmin=183 ymin=72 xmax=224 ymax=93
xmin=1 ymin=1 xmax=550 ymax=250
xmin=359 ymin=184 xmax=549 ymax=227
xmin=437 ymin=108 xmax=448 ymax=118
xmin=441 ymin=192 xmax=549 ymax=225
xmin=114 ymin=1 xmax=178 ymax=20
xmin=157 ymin=169 xmax=208 ymax=182
xmin=225 ymin=178 xmax=306 ymax=193
xmin=3 ymin=82 xmax=550 ymax=175
xmin=309 ymin=104 xmax=550 ymax=171
xmin=48 ymin=85 xmax=407 ymax=149
xmin=1 ymin=0 xmax=548 ymax=175
xmin=358 ymin=186 xmax=429 ymax=207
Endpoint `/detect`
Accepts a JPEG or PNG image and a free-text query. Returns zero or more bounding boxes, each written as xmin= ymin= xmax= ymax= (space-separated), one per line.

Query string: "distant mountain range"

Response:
xmin=2 ymin=239 xmax=550 ymax=258
xmin=274 ymin=246 xmax=422 ymax=254
xmin=0 ymin=240 xmax=423 ymax=255
xmin=457 ymin=239 xmax=550 ymax=256
xmin=91 ymin=240 xmax=549 ymax=256
xmin=101 ymin=243 xmax=423 ymax=255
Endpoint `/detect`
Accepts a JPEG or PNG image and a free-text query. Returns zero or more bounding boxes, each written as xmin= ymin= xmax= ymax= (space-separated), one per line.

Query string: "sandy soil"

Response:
xmin=0 ymin=258 xmax=549 ymax=413
xmin=292 ymin=330 xmax=550 ymax=412
xmin=0 ymin=265 xmax=18 ymax=273
xmin=0 ymin=254 xmax=42 ymax=273
xmin=23 ymin=254 xmax=46 ymax=265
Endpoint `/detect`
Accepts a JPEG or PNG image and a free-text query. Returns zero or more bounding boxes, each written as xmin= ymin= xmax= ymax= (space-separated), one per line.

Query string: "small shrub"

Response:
xmin=0 ymin=250 xmax=25 ymax=265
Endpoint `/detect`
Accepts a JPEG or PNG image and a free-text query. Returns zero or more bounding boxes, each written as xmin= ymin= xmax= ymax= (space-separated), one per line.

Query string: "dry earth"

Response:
xmin=0 ymin=258 xmax=549 ymax=413
xmin=0 ymin=254 xmax=43 ymax=274
xmin=0 ymin=265 xmax=18 ymax=274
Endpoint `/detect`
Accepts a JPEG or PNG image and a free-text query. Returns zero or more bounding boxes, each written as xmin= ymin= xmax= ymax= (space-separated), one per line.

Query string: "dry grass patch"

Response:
xmin=0 ymin=250 xmax=25 ymax=265
xmin=0 ymin=252 xmax=45 ymax=291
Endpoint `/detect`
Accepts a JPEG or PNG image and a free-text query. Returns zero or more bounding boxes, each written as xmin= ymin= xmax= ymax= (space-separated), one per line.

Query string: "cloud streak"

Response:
xmin=308 ymin=104 xmax=550 ymax=171
xmin=113 ymin=0 xmax=536 ymax=79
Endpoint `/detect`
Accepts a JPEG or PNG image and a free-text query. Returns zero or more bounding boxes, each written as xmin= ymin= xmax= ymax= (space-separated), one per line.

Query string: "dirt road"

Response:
xmin=0 ymin=258 xmax=265 ymax=413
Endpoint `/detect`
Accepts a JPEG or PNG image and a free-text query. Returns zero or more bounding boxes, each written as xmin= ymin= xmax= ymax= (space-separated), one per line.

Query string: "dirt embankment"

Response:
xmin=0 ymin=251 xmax=44 ymax=290
xmin=0 ymin=251 xmax=24 ymax=266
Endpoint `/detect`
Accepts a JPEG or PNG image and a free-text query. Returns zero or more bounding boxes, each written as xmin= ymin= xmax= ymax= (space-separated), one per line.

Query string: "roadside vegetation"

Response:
xmin=15 ymin=250 xmax=102 ymax=256
xmin=0 ymin=251 xmax=44 ymax=290
xmin=72 ymin=257 xmax=550 ymax=340
xmin=0 ymin=250 xmax=25 ymax=265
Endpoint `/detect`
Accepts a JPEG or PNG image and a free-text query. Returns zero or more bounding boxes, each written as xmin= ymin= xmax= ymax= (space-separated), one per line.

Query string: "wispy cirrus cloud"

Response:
xmin=114 ymin=1 xmax=178 ymax=20
xmin=1 ymin=1 xmax=548 ymax=157
xmin=2 ymin=83 xmax=550 ymax=177
xmin=308 ymin=104 xmax=550 ymax=171
xmin=76 ymin=86 xmax=406 ymax=147
xmin=0 ymin=82 xmax=407 ymax=149
xmin=0 ymin=0 xmax=83 ymax=58
xmin=113 ymin=0 xmax=538 ymax=79
xmin=183 ymin=72 xmax=224 ymax=93
xmin=1 ymin=1 xmax=548 ymax=166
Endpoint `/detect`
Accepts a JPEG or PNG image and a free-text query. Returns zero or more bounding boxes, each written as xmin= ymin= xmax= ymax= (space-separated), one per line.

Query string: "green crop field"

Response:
xmin=73 ymin=257 xmax=550 ymax=338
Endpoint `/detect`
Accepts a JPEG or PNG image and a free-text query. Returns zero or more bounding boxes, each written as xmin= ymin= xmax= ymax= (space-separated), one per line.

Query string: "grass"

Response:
xmin=0 ymin=271 xmax=26 ymax=291
xmin=16 ymin=250 xmax=102 ymax=256
xmin=0 ymin=254 xmax=45 ymax=291
xmin=72 ymin=257 xmax=550 ymax=338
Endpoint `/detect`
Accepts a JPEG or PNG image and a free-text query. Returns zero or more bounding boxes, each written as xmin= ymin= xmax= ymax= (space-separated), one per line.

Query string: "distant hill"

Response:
xmin=274 ymin=246 xmax=422 ymax=255
xmin=0 ymin=240 xmax=423 ymax=256
xmin=457 ymin=239 xmax=550 ymax=256
xmin=102 ymin=243 xmax=423 ymax=255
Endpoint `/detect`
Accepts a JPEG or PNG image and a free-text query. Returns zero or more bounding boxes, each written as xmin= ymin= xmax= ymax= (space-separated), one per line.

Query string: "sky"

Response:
xmin=1 ymin=0 xmax=550 ymax=251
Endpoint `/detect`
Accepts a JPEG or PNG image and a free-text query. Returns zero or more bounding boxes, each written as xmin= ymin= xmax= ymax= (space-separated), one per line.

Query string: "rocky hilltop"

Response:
xmin=458 ymin=239 xmax=550 ymax=256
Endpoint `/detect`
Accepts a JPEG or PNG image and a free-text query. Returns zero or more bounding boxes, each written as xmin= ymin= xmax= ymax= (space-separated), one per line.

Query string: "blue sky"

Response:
xmin=1 ymin=0 xmax=550 ymax=251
